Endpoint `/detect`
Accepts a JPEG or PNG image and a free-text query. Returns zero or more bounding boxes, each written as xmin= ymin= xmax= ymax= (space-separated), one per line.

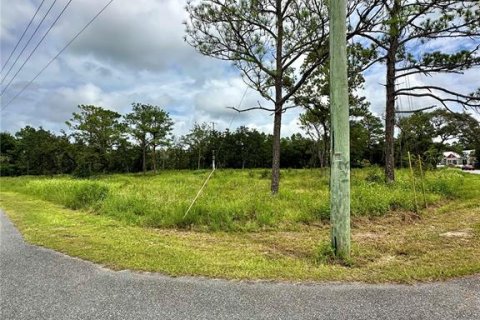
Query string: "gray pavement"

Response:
xmin=1 ymin=210 xmax=479 ymax=320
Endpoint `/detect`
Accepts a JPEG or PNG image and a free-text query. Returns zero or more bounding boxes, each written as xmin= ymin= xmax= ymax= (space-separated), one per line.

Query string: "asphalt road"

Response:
xmin=1 ymin=210 xmax=479 ymax=320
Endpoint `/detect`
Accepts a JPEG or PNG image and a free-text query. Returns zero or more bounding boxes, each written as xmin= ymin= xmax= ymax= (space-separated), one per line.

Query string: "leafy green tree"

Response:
xmin=164 ymin=137 xmax=191 ymax=169
xmin=211 ymin=128 xmax=235 ymax=169
xmin=299 ymin=109 xmax=329 ymax=168
xmin=296 ymin=43 xmax=382 ymax=167
xmin=281 ymin=133 xmax=315 ymax=168
xmin=232 ymin=127 xmax=250 ymax=169
xmin=66 ymin=105 xmax=126 ymax=174
xmin=13 ymin=126 xmax=72 ymax=175
xmin=245 ymin=128 xmax=272 ymax=168
xmin=183 ymin=122 xmax=212 ymax=170
xmin=148 ymin=108 xmax=174 ymax=173
xmin=125 ymin=103 xmax=153 ymax=174
xmin=429 ymin=109 xmax=464 ymax=145
xmin=396 ymin=112 xmax=436 ymax=167
xmin=454 ymin=112 xmax=480 ymax=150
xmin=0 ymin=132 xmax=16 ymax=155
xmin=125 ymin=103 xmax=173 ymax=173
xmin=219 ymin=126 xmax=272 ymax=169
xmin=395 ymin=110 xmax=479 ymax=168
xmin=426 ymin=109 xmax=469 ymax=166
xmin=0 ymin=132 xmax=18 ymax=176
xmin=350 ymin=112 xmax=384 ymax=167
xmin=108 ymin=139 xmax=141 ymax=173
xmin=355 ymin=0 xmax=480 ymax=182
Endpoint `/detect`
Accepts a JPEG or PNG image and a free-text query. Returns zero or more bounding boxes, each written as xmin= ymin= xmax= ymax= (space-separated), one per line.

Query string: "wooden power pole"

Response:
xmin=329 ymin=0 xmax=350 ymax=259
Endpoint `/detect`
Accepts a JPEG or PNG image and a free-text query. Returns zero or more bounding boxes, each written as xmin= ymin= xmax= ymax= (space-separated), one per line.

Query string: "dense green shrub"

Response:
xmin=23 ymin=179 xmax=109 ymax=210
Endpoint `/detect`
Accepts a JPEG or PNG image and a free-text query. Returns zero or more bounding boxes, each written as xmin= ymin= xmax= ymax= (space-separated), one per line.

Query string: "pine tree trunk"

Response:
xmin=385 ymin=60 xmax=396 ymax=183
xmin=318 ymin=143 xmax=324 ymax=168
xmin=271 ymin=107 xmax=282 ymax=194
xmin=385 ymin=0 xmax=400 ymax=183
xmin=142 ymin=141 xmax=146 ymax=174
xmin=271 ymin=0 xmax=283 ymax=195
xmin=197 ymin=148 xmax=201 ymax=170
xmin=322 ymin=123 xmax=329 ymax=167
xmin=152 ymin=144 xmax=157 ymax=173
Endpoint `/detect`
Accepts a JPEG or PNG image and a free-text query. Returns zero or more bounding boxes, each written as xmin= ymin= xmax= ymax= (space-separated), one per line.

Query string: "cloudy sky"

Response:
xmin=1 ymin=0 xmax=478 ymax=138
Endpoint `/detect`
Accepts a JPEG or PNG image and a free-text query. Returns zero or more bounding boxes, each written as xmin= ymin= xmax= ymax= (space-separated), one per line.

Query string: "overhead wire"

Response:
xmin=0 ymin=0 xmax=47 ymax=74
xmin=1 ymin=0 xmax=116 ymax=111
xmin=395 ymin=76 xmax=404 ymax=115
xmin=1 ymin=0 xmax=74 ymax=96
xmin=215 ymin=86 xmax=249 ymax=158
xmin=405 ymin=69 xmax=415 ymax=112
xmin=1 ymin=0 xmax=58 ymax=86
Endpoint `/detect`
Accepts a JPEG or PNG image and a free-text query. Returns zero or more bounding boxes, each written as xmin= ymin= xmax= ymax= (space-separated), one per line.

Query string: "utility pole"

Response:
xmin=212 ymin=150 xmax=216 ymax=170
xmin=329 ymin=0 xmax=350 ymax=259
xmin=211 ymin=122 xmax=216 ymax=170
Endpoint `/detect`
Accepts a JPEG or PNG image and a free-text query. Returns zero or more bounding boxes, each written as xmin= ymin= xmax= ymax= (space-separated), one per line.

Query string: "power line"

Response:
xmin=1 ymin=0 xmax=58 ymax=85
xmin=1 ymin=0 xmax=74 ymax=96
xmin=405 ymin=71 xmax=415 ymax=112
xmin=215 ymin=86 xmax=249 ymax=158
xmin=0 ymin=0 xmax=47 ymax=74
xmin=1 ymin=0 xmax=116 ymax=111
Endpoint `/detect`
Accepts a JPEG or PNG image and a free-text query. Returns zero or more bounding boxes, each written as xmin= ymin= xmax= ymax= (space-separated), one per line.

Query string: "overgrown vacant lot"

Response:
xmin=1 ymin=168 xmax=479 ymax=282
xmin=0 ymin=168 xmax=471 ymax=231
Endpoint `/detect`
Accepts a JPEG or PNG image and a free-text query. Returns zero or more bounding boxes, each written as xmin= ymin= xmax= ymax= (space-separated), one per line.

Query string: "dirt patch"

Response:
xmin=371 ymin=255 xmax=396 ymax=266
xmin=440 ymin=229 xmax=474 ymax=238
xmin=354 ymin=232 xmax=386 ymax=240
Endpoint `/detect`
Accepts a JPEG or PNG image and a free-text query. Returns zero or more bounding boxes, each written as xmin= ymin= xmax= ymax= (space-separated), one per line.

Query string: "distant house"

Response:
xmin=439 ymin=151 xmax=462 ymax=166
xmin=439 ymin=150 xmax=476 ymax=167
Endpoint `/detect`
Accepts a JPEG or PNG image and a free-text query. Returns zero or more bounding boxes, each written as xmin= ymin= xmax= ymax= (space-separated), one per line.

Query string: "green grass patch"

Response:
xmin=0 ymin=168 xmax=475 ymax=231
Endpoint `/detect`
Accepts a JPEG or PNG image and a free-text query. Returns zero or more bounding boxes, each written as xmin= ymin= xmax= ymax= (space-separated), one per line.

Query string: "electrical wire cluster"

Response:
xmin=0 ymin=0 xmax=115 ymax=111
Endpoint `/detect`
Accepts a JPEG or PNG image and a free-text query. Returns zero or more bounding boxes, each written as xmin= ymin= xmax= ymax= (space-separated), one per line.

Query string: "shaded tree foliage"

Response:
xmin=66 ymin=105 xmax=127 ymax=175
xmin=126 ymin=103 xmax=173 ymax=173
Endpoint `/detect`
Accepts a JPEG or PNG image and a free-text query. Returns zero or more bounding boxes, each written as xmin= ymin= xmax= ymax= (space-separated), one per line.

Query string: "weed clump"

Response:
xmin=314 ymin=242 xmax=336 ymax=265
xmin=24 ymin=179 xmax=109 ymax=210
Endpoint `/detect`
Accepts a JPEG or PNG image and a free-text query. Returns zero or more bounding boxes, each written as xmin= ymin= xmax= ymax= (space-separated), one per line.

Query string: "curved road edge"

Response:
xmin=1 ymin=210 xmax=479 ymax=320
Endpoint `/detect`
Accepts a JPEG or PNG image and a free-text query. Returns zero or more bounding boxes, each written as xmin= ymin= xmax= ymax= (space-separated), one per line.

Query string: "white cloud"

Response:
xmin=1 ymin=0 xmax=478 ymax=139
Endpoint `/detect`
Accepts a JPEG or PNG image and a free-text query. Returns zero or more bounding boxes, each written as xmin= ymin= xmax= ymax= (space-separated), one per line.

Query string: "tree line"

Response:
xmin=0 ymin=102 xmax=382 ymax=176
xmin=1 ymin=103 xmax=478 ymax=177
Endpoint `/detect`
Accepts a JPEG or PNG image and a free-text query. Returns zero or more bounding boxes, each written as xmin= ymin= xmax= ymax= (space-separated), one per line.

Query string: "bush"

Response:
xmin=423 ymin=170 xmax=464 ymax=198
xmin=24 ymin=179 xmax=109 ymax=210
xmin=313 ymin=241 xmax=336 ymax=265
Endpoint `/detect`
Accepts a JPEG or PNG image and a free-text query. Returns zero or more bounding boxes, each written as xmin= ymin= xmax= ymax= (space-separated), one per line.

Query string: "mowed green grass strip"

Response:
xmin=1 ymin=169 xmax=479 ymax=283
xmin=1 ymin=192 xmax=344 ymax=281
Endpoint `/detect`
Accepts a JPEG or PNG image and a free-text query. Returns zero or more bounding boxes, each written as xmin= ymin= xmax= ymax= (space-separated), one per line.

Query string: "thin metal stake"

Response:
xmin=418 ymin=155 xmax=427 ymax=209
xmin=408 ymin=151 xmax=418 ymax=213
